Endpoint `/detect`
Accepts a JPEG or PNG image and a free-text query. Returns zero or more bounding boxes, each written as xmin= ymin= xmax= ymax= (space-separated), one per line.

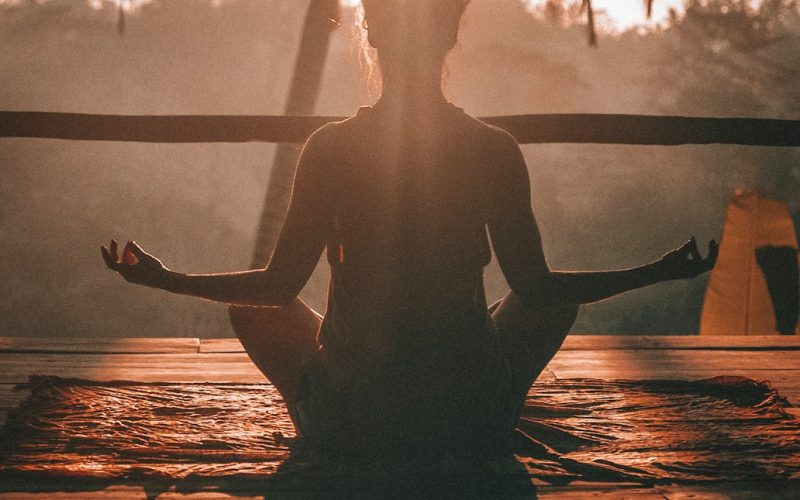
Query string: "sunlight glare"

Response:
xmin=528 ymin=0 xmax=686 ymax=31
xmin=337 ymin=0 xmax=688 ymax=31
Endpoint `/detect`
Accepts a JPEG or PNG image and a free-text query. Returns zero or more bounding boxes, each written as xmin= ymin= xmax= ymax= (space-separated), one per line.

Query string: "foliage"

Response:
xmin=650 ymin=0 xmax=800 ymax=205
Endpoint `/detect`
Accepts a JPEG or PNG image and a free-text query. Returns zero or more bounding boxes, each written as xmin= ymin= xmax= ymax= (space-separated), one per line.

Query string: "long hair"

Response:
xmin=354 ymin=4 xmax=381 ymax=99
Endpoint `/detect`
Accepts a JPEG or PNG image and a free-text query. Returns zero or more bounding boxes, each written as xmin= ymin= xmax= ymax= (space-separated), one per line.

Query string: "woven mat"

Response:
xmin=1 ymin=375 xmax=799 ymax=492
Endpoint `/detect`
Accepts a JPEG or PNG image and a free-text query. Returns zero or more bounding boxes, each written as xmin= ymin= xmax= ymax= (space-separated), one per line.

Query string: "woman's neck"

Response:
xmin=375 ymin=58 xmax=448 ymax=113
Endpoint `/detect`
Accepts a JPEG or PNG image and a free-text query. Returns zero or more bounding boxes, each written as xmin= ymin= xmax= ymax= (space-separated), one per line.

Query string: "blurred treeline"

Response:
xmin=1 ymin=0 xmax=798 ymax=337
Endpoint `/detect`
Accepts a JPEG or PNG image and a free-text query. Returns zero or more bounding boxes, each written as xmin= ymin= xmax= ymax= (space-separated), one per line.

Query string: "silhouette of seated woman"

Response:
xmin=102 ymin=0 xmax=717 ymax=460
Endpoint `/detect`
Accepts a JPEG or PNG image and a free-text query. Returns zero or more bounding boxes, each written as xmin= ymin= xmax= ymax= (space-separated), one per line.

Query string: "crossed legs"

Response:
xmin=228 ymin=298 xmax=321 ymax=425
xmin=229 ymin=292 xmax=578 ymax=431
xmin=490 ymin=292 xmax=579 ymax=405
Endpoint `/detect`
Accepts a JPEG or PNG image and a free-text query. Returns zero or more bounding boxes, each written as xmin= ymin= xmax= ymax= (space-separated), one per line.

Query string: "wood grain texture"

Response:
xmin=0 ymin=384 xmax=30 ymax=410
xmin=0 ymin=337 xmax=199 ymax=354
xmin=0 ymin=352 xmax=265 ymax=383
xmin=1 ymin=335 xmax=798 ymax=498
xmin=201 ymin=335 xmax=800 ymax=353
xmin=563 ymin=335 xmax=800 ymax=350
xmin=548 ymin=349 xmax=800 ymax=369
xmin=2 ymin=483 xmax=798 ymax=499
xmin=0 ymin=487 xmax=148 ymax=499
xmin=199 ymin=339 xmax=244 ymax=353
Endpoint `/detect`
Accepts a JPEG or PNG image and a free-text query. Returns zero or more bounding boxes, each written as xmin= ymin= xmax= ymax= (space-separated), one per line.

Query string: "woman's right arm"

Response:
xmin=102 ymin=239 xmax=301 ymax=306
xmin=101 ymin=125 xmax=336 ymax=307
xmin=485 ymin=129 xmax=717 ymax=311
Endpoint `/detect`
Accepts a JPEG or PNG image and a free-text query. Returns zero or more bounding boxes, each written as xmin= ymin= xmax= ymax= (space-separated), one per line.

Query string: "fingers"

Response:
xmin=128 ymin=241 xmax=145 ymax=257
xmin=672 ymin=236 xmax=718 ymax=278
xmin=674 ymin=238 xmax=699 ymax=262
xmin=687 ymin=236 xmax=703 ymax=261
xmin=705 ymin=239 xmax=719 ymax=270
xmin=102 ymin=239 xmax=122 ymax=270
xmin=110 ymin=239 xmax=119 ymax=262
xmin=709 ymin=239 xmax=719 ymax=258
xmin=101 ymin=239 xmax=144 ymax=271
xmin=100 ymin=245 xmax=119 ymax=270
xmin=122 ymin=241 xmax=141 ymax=265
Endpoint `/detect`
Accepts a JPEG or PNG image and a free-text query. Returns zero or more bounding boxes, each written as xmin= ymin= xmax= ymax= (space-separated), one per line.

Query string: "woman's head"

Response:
xmin=358 ymin=0 xmax=469 ymax=88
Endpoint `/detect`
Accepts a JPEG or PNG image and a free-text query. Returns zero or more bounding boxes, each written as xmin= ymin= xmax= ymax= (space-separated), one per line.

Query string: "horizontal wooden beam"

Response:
xmin=1 ymin=111 xmax=799 ymax=146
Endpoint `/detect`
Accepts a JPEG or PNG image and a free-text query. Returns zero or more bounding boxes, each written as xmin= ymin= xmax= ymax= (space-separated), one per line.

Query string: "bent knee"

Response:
xmin=228 ymin=302 xmax=321 ymax=349
xmin=493 ymin=292 xmax=578 ymax=338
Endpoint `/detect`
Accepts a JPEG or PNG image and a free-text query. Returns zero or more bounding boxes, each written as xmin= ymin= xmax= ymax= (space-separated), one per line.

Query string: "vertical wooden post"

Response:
xmin=584 ymin=0 xmax=597 ymax=47
xmin=251 ymin=0 xmax=339 ymax=267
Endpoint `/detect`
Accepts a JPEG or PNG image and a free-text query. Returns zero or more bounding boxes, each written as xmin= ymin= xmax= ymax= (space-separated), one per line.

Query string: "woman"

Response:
xmin=102 ymin=0 xmax=716 ymax=460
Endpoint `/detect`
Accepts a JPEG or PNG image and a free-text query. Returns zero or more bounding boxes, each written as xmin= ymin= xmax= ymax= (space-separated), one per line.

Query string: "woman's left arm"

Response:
xmin=101 ymin=125 xmax=335 ymax=307
xmin=486 ymin=128 xmax=718 ymax=310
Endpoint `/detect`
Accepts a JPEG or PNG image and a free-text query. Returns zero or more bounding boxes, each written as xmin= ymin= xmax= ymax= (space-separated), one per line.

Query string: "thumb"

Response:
xmin=128 ymin=241 xmax=146 ymax=258
xmin=122 ymin=241 xmax=144 ymax=265
xmin=687 ymin=236 xmax=702 ymax=261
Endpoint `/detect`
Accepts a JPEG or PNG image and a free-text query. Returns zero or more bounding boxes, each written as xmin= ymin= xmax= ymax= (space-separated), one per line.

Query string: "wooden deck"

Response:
xmin=1 ymin=335 xmax=799 ymax=499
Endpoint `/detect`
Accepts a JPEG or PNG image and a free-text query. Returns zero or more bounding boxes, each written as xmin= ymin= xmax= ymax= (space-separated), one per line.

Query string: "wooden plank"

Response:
xmin=3 ymin=111 xmax=799 ymax=146
xmin=157 ymin=494 xmax=263 ymax=499
xmin=561 ymin=336 xmax=658 ymax=350
xmin=0 ymin=353 xmax=267 ymax=384
xmin=561 ymin=335 xmax=800 ymax=351
xmin=0 ymin=487 xmax=147 ymax=499
xmin=781 ymin=389 xmax=800 ymax=403
xmin=6 ymin=336 xmax=798 ymax=355
xmin=0 ymin=368 xmax=267 ymax=384
xmin=537 ymin=368 xmax=557 ymax=382
xmin=6 ymin=350 xmax=797 ymax=373
xmin=549 ymin=367 xmax=800 ymax=384
xmin=1 ymin=484 xmax=797 ymax=499
xmin=199 ymin=339 xmax=243 ymax=353
xmin=0 ymin=353 xmax=254 ymax=366
xmin=537 ymin=482 xmax=800 ymax=499
xmin=640 ymin=335 xmax=800 ymax=350
xmin=546 ymin=364 xmax=800 ymax=404
xmin=538 ymin=485 xmax=665 ymax=498
xmin=661 ymin=482 xmax=800 ymax=499
xmin=0 ymin=384 xmax=30 ymax=410
xmin=202 ymin=335 xmax=800 ymax=353
xmin=2 ymin=349 xmax=800 ymax=385
xmin=0 ymin=338 xmax=200 ymax=354
xmin=548 ymin=349 xmax=800 ymax=370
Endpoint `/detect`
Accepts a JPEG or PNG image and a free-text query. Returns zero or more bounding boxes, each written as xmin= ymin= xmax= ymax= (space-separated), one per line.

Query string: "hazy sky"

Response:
xmin=576 ymin=0 xmax=684 ymax=30
xmin=0 ymin=0 xmax=713 ymax=31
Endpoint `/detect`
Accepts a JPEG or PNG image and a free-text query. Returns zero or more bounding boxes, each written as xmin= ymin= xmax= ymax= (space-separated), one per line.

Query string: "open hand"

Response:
xmin=659 ymin=237 xmax=719 ymax=280
xmin=101 ymin=239 xmax=169 ymax=288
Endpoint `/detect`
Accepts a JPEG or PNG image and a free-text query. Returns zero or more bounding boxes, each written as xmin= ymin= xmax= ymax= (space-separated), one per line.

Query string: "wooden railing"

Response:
xmin=2 ymin=111 xmax=799 ymax=146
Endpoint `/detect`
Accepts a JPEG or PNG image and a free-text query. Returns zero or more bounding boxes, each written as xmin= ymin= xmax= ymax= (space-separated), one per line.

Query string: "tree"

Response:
xmin=650 ymin=0 xmax=800 ymax=207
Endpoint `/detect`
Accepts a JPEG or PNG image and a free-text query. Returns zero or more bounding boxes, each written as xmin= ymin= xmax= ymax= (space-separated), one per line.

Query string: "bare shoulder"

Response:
xmin=484 ymin=123 xmax=523 ymax=156
xmin=303 ymin=120 xmax=342 ymax=152
xmin=298 ymin=118 xmax=356 ymax=176
xmin=456 ymin=110 xmax=522 ymax=156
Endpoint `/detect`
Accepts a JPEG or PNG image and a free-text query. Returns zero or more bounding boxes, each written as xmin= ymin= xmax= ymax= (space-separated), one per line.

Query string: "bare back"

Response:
xmin=313 ymin=104 xmax=515 ymax=370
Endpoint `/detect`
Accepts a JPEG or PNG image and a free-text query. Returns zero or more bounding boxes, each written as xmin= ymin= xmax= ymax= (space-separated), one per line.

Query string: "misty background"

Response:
xmin=2 ymin=0 xmax=799 ymax=338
